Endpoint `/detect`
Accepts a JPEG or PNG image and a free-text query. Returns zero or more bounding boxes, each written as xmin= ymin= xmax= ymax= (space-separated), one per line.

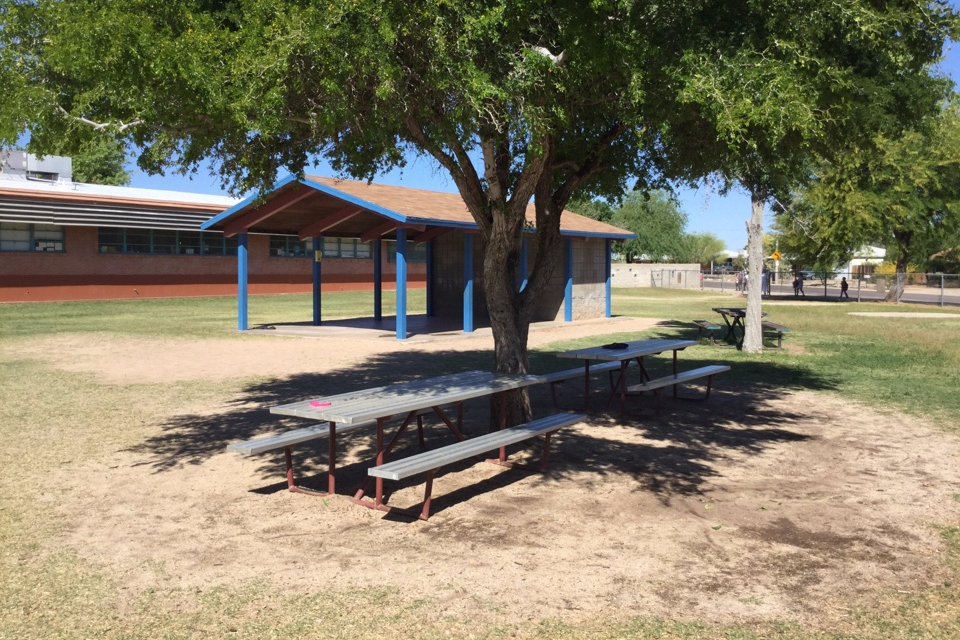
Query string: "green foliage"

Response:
xmin=2 ymin=0 xmax=955 ymax=367
xmin=684 ymin=232 xmax=727 ymax=266
xmin=565 ymin=197 xmax=615 ymax=224
xmin=29 ymin=135 xmax=131 ymax=185
xmin=612 ymin=190 xmax=689 ymax=262
xmin=777 ymin=102 xmax=960 ymax=273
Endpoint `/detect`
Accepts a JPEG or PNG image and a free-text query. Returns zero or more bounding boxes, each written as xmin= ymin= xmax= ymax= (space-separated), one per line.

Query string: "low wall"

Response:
xmin=611 ymin=263 xmax=702 ymax=289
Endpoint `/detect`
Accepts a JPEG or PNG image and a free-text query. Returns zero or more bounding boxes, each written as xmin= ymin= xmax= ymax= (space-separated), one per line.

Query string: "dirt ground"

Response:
xmin=20 ymin=318 xmax=960 ymax=625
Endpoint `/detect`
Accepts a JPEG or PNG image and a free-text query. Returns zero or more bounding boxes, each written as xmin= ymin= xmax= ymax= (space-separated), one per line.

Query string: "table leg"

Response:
xmin=328 ymin=421 xmax=337 ymax=494
xmin=619 ymin=359 xmax=629 ymax=413
xmin=672 ymin=350 xmax=679 ymax=398
xmin=431 ymin=404 xmax=465 ymax=441
xmin=374 ymin=417 xmax=385 ymax=507
xmin=583 ymin=361 xmax=591 ymax=410
xmin=499 ymin=391 xmax=508 ymax=463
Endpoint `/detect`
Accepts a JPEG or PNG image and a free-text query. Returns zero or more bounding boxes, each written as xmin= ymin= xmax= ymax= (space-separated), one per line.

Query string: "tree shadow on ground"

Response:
xmin=130 ymin=338 xmax=839 ymax=513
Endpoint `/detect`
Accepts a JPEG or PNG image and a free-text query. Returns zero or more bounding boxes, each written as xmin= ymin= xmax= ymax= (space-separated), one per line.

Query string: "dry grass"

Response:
xmin=1 ymin=290 xmax=958 ymax=639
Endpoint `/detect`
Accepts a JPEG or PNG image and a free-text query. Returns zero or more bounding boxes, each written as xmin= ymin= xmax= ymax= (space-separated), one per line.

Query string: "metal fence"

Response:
xmin=697 ymin=270 xmax=960 ymax=307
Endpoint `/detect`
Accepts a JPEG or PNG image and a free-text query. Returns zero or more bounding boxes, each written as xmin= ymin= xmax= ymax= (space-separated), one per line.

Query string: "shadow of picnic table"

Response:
xmin=129 ymin=343 xmax=837 ymax=505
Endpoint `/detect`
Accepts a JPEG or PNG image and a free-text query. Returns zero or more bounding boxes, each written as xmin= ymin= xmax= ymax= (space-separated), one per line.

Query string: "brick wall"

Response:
xmin=0 ymin=226 xmax=425 ymax=302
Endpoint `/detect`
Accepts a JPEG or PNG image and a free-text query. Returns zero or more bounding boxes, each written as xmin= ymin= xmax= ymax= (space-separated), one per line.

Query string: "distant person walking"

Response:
xmin=840 ymin=276 xmax=849 ymax=299
xmin=736 ymin=270 xmax=744 ymax=292
xmin=796 ymin=272 xmax=805 ymax=297
xmin=761 ymin=268 xmax=771 ymax=296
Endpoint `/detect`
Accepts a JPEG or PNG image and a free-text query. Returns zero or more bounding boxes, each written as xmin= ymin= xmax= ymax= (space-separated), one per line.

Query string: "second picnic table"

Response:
xmin=556 ymin=338 xmax=698 ymax=412
xmin=712 ymin=307 xmax=768 ymax=346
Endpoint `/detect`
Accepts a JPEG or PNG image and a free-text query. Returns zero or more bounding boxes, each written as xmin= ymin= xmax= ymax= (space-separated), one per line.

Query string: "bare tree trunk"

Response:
xmin=741 ymin=190 xmax=765 ymax=353
xmin=884 ymin=233 xmax=911 ymax=303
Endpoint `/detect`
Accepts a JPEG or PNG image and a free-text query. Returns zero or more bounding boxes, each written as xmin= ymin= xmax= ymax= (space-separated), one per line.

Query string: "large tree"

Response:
xmin=648 ymin=2 xmax=956 ymax=350
xmin=1 ymin=1 xmax=955 ymax=410
xmin=777 ymin=102 xmax=960 ymax=300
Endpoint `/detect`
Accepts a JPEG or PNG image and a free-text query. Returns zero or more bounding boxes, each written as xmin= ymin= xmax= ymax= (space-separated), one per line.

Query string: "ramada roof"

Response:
xmin=201 ymin=175 xmax=634 ymax=241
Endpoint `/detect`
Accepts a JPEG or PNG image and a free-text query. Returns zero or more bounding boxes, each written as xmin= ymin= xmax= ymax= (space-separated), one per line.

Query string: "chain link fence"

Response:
xmin=697 ymin=270 xmax=960 ymax=307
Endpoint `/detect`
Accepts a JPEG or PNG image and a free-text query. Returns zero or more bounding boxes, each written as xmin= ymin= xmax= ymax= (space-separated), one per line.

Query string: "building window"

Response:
xmin=386 ymin=240 xmax=427 ymax=263
xmin=97 ymin=228 xmax=234 ymax=255
xmin=317 ymin=237 xmax=372 ymax=259
xmin=0 ymin=222 xmax=65 ymax=252
xmin=269 ymin=235 xmax=313 ymax=257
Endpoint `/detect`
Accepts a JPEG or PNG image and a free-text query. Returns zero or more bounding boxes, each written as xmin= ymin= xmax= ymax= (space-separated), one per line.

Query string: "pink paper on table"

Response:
xmin=309 ymin=401 xmax=331 ymax=408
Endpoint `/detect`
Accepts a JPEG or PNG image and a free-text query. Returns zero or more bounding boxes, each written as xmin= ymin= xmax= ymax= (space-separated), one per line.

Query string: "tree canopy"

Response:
xmin=776 ymin=101 xmax=960 ymax=288
xmin=1 ymin=0 xmax=956 ymax=373
xmin=611 ymin=190 xmax=689 ymax=263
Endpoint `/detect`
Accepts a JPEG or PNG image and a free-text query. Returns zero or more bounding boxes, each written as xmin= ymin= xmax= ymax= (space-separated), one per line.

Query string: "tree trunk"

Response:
xmin=483 ymin=208 xmax=532 ymax=428
xmin=885 ymin=231 xmax=912 ymax=303
xmin=741 ymin=190 xmax=765 ymax=353
xmin=483 ymin=193 xmax=565 ymax=429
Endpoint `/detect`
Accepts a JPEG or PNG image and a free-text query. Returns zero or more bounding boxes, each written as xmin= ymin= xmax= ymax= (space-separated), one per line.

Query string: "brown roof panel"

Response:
xmin=203 ymin=174 xmax=634 ymax=240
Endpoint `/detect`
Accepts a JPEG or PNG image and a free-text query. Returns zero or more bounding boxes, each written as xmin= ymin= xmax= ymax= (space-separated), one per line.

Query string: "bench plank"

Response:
xmin=626 ymin=365 xmax=730 ymax=394
xmin=693 ymin=319 xmax=722 ymax=344
xmin=369 ymin=413 xmax=584 ymax=481
xmin=536 ymin=359 xmax=627 ymax=384
xmin=625 ymin=365 xmax=730 ymax=412
xmin=761 ymin=321 xmax=791 ymax=348
xmin=226 ymin=421 xmax=372 ymax=456
xmin=364 ymin=412 xmax=585 ymax=520
xmin=761 ymin=321 xmax=791 ymax=332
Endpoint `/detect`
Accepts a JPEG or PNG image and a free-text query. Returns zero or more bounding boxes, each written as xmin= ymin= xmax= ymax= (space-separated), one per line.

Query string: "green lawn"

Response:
xmin=0 ymin=288 xmax=958 ymax=639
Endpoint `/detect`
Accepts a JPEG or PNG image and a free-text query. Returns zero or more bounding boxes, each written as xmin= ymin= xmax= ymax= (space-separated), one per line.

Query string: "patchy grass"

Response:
xmin=1 ymin=288 xmax=958 ymax=639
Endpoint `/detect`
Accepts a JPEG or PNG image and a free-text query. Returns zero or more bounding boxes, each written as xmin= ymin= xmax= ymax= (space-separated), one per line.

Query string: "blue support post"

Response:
xmin=312 ymin=236 xmax=322 ymax=325
xmin=519 ymin=237 xmax=529 ymax=292
xmin=425 ymin=240 xmax=434 ymax=317
xmin=373 ymin=239 xmax=382 ymax=322
xmin=463 ymin=233 xmax=474 ymax=333
xmin=605 ymin=239 xmax=612 ymax=318
xmin=395 ymin=229 xmax=408 ymax=340
xmin=564 ymin=238 xmax=573 ymax=323
xmin=237 ymin=233 xmax=249 ymax=331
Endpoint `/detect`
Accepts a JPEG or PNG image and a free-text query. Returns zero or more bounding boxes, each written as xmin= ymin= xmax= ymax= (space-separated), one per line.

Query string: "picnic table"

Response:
xmin=556 ymin=339 xmax=698 ymax=412
xmin=270 ymin=369 xmax=543 ymax=509
xmin=712 ymin=307 xmax=768 ymax=346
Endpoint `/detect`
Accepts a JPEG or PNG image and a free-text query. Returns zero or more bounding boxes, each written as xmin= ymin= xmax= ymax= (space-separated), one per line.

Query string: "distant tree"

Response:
xmin=777 ymin=102 xmax=960 ymax=300
xmin=683 ymin=232 xmax=726 ymax=266
xmin=566 ymin=197 xmax=615 ymax=224
xmin=649 ymin=3 xmax=956 ymax=350
xmin=611 ymin=191 xmax=689 ymax=263
xmin=40 ymin=135 xmax=130 ymax=185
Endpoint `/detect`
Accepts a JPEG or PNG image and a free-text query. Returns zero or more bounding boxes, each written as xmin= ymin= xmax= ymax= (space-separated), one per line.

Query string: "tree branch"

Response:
xmin=56 ymin=106 xmax=143 ymax=133
xmin=405 ymin=113 xmax=491 ymax=232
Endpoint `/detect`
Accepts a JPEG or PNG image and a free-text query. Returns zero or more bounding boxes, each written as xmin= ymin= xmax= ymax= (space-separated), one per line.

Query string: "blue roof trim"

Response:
xmin=200 ymin=174 xmax=300 ymax=230
xmin=560 ymin=230 xmax=636 ymax=240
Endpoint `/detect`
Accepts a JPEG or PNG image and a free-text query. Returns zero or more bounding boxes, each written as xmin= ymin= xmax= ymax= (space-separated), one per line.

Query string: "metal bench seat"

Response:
xmin=367 ymin=412 xmax=585 ymax=519
xmin=761 ymin=321 xmax=791 ymax=348
xmin=626 ymin=365 xmax=730 ymax=412
xmin=227 ymin=406 xmax=452 ymax=495
xmin=536 ymin=360 xmax=637 ymax=408
xmin=692 ymin=319 xmax=722 ymax=344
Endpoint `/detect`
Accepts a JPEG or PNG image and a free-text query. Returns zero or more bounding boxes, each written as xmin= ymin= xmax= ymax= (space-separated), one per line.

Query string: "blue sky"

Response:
xmin=126 ymin=37 xmax=960 ymax=252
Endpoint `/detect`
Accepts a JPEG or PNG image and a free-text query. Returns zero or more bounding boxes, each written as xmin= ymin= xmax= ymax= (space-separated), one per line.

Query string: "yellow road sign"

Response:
xmin=771 ymin=251 xmax=781 ymax=260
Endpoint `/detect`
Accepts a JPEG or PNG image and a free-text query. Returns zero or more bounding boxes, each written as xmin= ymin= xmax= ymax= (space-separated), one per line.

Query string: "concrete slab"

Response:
xmin=244 ymin=314 xmax=638 ymax=342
